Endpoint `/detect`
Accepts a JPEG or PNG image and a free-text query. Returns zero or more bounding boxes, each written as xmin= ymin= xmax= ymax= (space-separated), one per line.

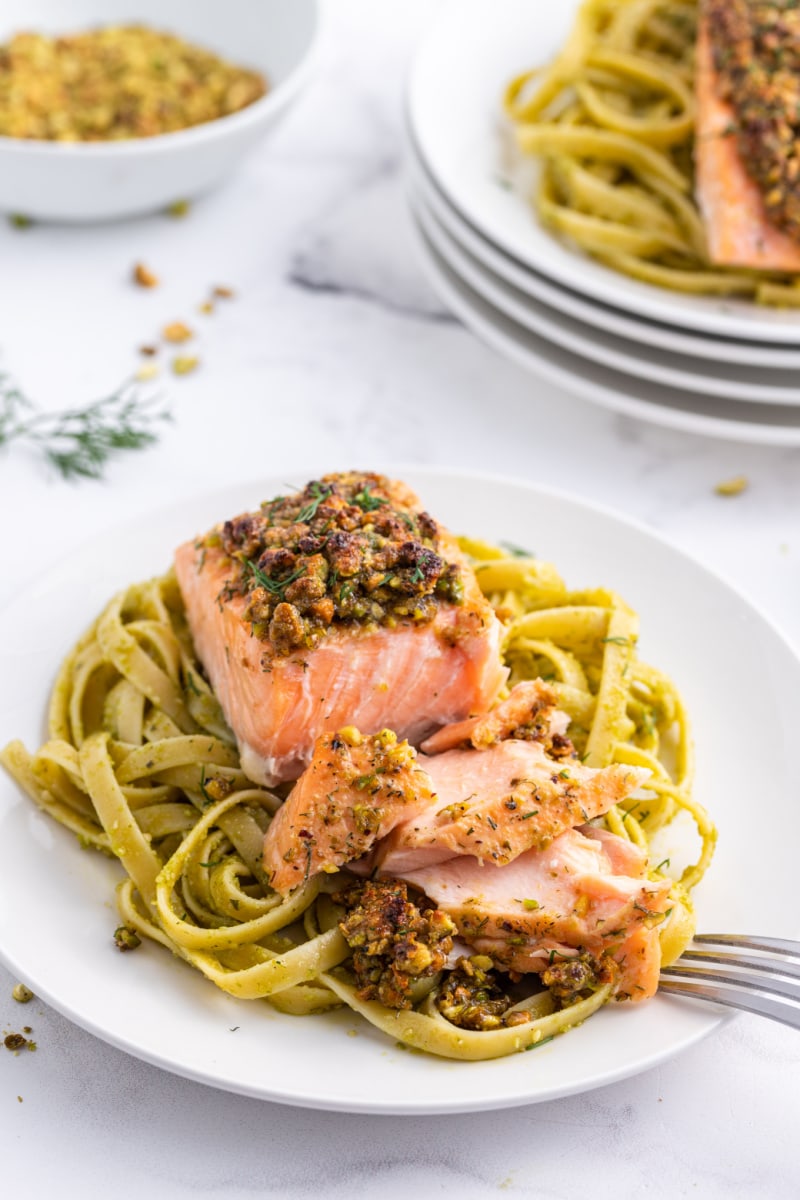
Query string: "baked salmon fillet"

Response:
xmin=174 ymin=473 xmax=507 ymax=786
xmin=696 ymin=3 xmax=800 ymax=269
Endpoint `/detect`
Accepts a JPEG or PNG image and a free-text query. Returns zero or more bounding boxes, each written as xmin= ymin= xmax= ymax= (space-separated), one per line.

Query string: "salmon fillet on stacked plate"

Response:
xmin=696 ymin=0 xmax=800 ymax=268
xmin=174 ymin=472 xmax=507 ymax=785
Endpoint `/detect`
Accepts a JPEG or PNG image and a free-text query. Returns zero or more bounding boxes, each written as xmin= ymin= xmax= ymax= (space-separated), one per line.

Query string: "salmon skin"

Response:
xmin=695 ymin=6 xmax=800 ymax=269
xmin=174 ymin=473 xmax=507 ymax=785
xmin=393 ymin=828 xmax=671 ymax=1001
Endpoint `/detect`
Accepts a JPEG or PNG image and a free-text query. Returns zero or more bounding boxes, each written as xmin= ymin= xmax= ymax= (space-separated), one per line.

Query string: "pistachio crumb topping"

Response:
xmin=113 ymin=924 xmax=141 ymax=951
xmin=337 ymin=878 xmax=455 ymax=1010
xmin=213 ymin=473 xmax=465 ymax=655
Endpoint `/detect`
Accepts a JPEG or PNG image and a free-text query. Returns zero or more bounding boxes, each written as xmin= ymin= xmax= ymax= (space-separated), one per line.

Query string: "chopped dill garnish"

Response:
xmin=524 ymin=1035 xmax=554 ymax=1051
xmin=297 ymin=481 xmax=330 ymax=523
xmin=243 ymin=558 xmax=306 ymax=597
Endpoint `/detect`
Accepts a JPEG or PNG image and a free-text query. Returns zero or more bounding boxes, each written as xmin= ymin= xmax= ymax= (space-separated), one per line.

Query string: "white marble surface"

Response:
xmin=1 ymin=1 xmax=799 ymax=1196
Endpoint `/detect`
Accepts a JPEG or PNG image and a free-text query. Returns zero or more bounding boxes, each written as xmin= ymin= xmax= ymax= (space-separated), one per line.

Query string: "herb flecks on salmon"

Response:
xmin=336 ymin=878 xmax=455 ymax=1010
xmin=215 ymin=472 xmax=464 ymax=655
xmin=377 ymin=739 xmax=650 ymax=872
xmin=263 ymin=727 xmax=436 ymax=893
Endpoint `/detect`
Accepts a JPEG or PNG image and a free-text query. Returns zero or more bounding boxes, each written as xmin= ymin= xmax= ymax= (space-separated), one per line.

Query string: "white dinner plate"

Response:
xmin=412 ymin=214 xmax=800 ymax=446
xmin=407 ymin=141 xmax=800 ymax=371
xmin=412 ymin=187 xmax=800 ymax=405
xmin=408 ymin=0 xmax=800 ymax=345
xmin=1 ymin=472 xmax=799 ymax=1112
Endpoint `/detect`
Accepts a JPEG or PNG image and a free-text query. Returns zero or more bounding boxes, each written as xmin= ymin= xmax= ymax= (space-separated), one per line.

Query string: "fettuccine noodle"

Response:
xmin=1 ymin=545 xmax=714 ymax=1059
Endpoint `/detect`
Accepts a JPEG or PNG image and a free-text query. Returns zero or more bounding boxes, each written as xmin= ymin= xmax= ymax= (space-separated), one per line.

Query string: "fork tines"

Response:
xmin=659 ymin=933 xmax=800 ymax=1030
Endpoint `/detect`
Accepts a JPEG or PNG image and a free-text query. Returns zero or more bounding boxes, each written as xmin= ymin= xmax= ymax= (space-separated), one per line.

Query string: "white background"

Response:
xmin=1 ymin=2 xmax=798 ymax=1195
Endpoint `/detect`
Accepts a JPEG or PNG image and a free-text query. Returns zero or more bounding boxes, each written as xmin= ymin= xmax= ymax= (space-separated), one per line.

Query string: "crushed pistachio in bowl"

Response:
xmin=0 ymin=24 xmax=268 ymax=141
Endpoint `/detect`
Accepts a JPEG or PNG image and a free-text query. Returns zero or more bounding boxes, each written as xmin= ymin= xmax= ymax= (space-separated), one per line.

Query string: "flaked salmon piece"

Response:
xmin=263 ymin=727 xmax=435 ymax=894
xmin=375 ymin=740 xmax=649 ymax=873
xmin=695 ymin=18 xmax=800 ymax=270
xmin=174 ymin=473 xmax=507 ymax=786
xmin=393 ymin=828 xmax=671 ymax=1000
xmin=420 ymin=680 xmax=570 ymax=755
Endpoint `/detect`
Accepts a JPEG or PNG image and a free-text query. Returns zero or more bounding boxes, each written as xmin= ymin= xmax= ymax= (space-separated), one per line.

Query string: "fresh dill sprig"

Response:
xmin=297 ymin=481 xmax=330 ymax=523
xmin=0 ymin=375 xmax=170 ymax=480
xmin=352 ymin=483 xmax=387 ymax=513
xmin=242 ymin=557 xmax=305 ymax=597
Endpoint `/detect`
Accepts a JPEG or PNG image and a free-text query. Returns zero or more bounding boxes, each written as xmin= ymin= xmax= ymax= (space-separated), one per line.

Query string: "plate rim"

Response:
xmin=405 ymin=134 xmax=800 ymax=371
xmin=406 ymin=0 xmax=800 ymax=346
xmin=410 ymin=211 xmax=800 ymax=446
xmin=7 ymin=465 xmax=800 ymax=1112
xmin=411 ymin=186 xmax=800 ymax=404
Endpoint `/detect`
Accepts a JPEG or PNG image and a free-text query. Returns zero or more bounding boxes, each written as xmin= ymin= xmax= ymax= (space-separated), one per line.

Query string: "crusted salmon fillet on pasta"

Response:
xmin=174 ymin=473 xmax=507 ymax=786
xmin=1 ymin=510 xmax=716 ymax=1060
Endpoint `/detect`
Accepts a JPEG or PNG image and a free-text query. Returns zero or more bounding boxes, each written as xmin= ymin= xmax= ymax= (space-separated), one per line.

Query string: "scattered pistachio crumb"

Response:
xmin=167 ymin=199 xmax=191 ymax=218
xmin=12 ymin=984 xmax=33 ymax=1003
xmin=9 ymin=213 xmax=31 ymax=229
xmin=17 ymin=1096 xmax=22 ymax=1103
xmin=4 ymin=1033 xmax=27 ymax=1051
xmin=134 ymin=362 xmax=160 ymax=382
xmin=199 ymin=301 xmax=214 ymax=315
xmin=133 ymin=262 xmax=159 ymax=288
xmin=27 ymin=1041 xmax=37 ymax=1052
xmin=139 ymin=344 xmax=158 ymax=356
xmin=346 ymin=1029 xmax=358 ymax=1038
xmin=22 ymin=1026 xmax=32 ymax=1034
xmin=714 ymin=475 xmax=748 ymax=497
xmin=114 ymin=924 xmax=141 ymax=951
xmin=213 ymin=285 xmax=235 ymax=299
xmin=172 ymin=355 xmax=199 ymax=376
xmin=521 ymin=898 xmax=540 ymax=911
xmin=163 ymin=320 xmax=193 ymax=343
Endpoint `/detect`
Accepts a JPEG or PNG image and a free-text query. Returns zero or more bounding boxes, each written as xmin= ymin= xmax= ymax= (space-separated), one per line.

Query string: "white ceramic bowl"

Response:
xmin=0 ymin=0 xmax=320 ymax=222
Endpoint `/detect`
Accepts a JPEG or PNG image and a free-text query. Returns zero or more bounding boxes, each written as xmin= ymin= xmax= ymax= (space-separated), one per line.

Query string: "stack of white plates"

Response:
xmin=405 ymin=0 xmax=800 ymax=445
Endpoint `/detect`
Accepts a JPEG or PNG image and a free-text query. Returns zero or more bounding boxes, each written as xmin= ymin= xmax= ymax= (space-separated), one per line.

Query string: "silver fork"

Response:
xmin=659 ymin=934 xmax=800 ymax=1029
